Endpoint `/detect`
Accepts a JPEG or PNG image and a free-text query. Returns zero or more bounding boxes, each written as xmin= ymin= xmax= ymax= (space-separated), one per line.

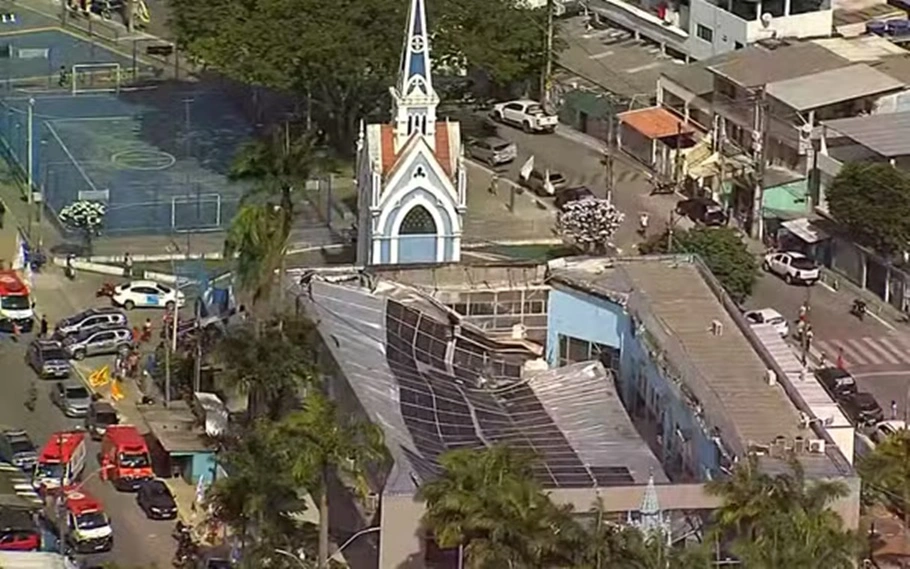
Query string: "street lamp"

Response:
xmin=273 ymin=548 xmax=308 ymax=568
xmin=331 ymin=526 xmax=380 ymax=560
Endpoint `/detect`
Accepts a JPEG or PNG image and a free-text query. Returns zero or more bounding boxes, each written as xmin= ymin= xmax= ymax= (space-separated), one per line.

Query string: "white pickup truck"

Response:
xmin=492 ymin=99 xmax=558 ymax=133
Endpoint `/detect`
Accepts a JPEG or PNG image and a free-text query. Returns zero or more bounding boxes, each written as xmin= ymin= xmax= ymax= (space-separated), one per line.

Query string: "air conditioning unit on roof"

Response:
xmin=808 ymin=439 xmax=825 ymax=454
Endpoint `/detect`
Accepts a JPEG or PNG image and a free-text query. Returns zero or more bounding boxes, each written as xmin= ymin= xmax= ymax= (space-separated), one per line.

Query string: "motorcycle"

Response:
xmin=172 ymin=520 xmax=192 ymax=542
xmin=96 ymin=282 xmax=116 ymax=298
xmin=850 ymin=298 xmax=867 ymax=320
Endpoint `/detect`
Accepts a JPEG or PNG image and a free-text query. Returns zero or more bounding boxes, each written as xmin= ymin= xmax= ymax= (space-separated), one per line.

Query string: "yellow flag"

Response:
xmin=110 ymin=380 xmax=124 ymax=401
xmin=89 ymin=365 xmax=110 ymax=387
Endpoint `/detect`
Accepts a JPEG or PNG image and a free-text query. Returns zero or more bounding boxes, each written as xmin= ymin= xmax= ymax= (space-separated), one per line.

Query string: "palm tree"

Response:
xmin=707 ymin=454 xmax=859 ymax=567
xmin=273 ymin=391 xmax=386 ymax=569
xmin=206 ymin=423 xmax=302 ymax=555
xmin=228 ymin=124 xmax=322 ymax=306
xmin=224 ymin=201 xmax=287 ymax=309
xmin=217 ymin=323 xmax=317 ymax=419
xmin=418 ymin=446 xmax=573 ymax=569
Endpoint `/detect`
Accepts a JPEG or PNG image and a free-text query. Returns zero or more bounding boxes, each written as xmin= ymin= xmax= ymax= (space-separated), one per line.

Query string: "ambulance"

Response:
xmin=44 ymin=489 xmax=113 ymax=554
xmin=0 ymin=270 xmax=33 ymax=332
xmin=100 ymin=425 xmax=153 ymax=491
xmin=33 ymin=432 xmax=87 ymax=492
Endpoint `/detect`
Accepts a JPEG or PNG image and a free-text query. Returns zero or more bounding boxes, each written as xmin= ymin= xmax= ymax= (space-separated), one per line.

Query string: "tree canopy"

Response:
xmin=170 ymin=0 xmax=554 ymax=151
xmin=640 ymin=226 xmax=757 ymax=303
xmin=556 ymin=198 xmax=625 ymax=254
xmin=827 ymin=161 xmax=910 ymax=256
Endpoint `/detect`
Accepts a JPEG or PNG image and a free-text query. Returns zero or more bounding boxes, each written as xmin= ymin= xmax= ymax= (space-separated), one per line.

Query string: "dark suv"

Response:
xmin=54 ymin=307 xmax=128 ymax=339
xmin=85 ymin=401 xmax=119 ymax=440
xmin=0 ymin=428 xmax=37 ymax=471
xmin=26 ymin=339 xmax=71 ymax=379
xmin=554 ymin=186 xmax=595 ymax=211
xmin=842 ymin=392 xmax=884 ymax=427
xmin=675 ymin=197 xmax=728 ymax=226
xmin=814 ymin=367 xmax=857 ymax=401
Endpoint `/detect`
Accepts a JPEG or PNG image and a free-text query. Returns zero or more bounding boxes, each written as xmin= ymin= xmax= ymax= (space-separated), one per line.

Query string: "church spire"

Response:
xmin=390 ymin=0 xmax=439 ymax=151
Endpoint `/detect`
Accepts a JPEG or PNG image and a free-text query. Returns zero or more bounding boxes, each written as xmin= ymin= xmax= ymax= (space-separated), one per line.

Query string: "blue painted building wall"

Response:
xmin=546 ymin=287 xmax=720 ymax=480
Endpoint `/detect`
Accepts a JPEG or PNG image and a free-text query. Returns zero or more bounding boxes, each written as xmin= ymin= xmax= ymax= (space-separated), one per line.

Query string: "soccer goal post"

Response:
xmin=71 ymin=63 xmax=122 ymax=95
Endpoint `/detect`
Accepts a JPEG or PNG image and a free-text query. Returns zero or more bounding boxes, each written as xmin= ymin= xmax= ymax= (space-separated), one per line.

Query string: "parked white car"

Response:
xmin=491 ymin=100 xmax=558 ymax=133
xmin=744 ymin=308 xmax=789 ymax=337
xmin=762 ymin=251 xmax=820 ymax=285
xmin=871 ymin=420 xmax=906 ymax=445
xmin=111 ymin=280 xmax=186 ymax=310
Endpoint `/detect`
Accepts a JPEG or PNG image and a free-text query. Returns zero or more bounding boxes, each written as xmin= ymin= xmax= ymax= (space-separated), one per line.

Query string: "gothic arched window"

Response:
xmin=400 ymin=205 xmax=437 ymax=235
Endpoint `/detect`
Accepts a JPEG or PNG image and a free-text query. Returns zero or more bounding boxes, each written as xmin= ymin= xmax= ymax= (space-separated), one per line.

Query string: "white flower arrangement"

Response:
xmin=59 ymin=200 xmax=107 ymax=235
xmin=557 ymin=198 xmax=625 ymax=252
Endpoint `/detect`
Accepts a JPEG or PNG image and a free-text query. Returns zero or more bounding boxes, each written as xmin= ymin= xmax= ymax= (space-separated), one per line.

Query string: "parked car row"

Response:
xmin=814 ymin=367 xmax=884 ymax=427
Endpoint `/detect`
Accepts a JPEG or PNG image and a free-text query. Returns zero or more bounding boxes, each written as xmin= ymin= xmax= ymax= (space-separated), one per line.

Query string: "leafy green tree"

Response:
xmin=707 ymin=455 xmax=860 ymax=569
xmin=217 ymin=321 xmax=317 ymax=419
xmin=170 ymin=0 xmax=556 ymax=152
xmin=827 ymin=161 xmax=910 ymax=256
xmin=859 ymin=428 xmax=910 ymax=540
xmin=273 ymin=391 xmax=387 ymax=569
xmin=640 ymin=227 xmax=757 ymax=303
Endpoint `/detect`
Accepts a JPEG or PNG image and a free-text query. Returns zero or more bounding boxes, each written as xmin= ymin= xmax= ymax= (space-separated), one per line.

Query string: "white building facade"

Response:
xmin=355 ymin=0 xmax=466 ymax=266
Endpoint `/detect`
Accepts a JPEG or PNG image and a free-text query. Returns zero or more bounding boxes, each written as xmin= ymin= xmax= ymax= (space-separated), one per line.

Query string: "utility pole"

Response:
xmin=604 ymin=110 xmax=616 ymax=202
xmin=26 ymin=97 xmax=33 ymax=240
xmin=127 ymin=0 xmax=135 ymax=33
xmin=750 ymin=87 xmax=768 ymax=242
xmin=800 ymin=286 xmax=812 ymax=366
xmin=540 ymin=0 xmax=555 ymax=108
xmin=668 ymin=210 xmax=675 ymax=251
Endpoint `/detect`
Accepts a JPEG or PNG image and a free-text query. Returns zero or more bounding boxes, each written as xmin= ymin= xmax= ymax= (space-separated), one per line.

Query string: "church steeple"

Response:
xmin=390 ymin=0 xmax=439 ymax=151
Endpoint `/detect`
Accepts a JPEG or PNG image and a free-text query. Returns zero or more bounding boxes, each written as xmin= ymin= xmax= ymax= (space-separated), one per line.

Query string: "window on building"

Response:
xmin=400 ymin=205 xmax=437 ymax=235
xmin=696 ymin=24 xmax=713 ymax=42
xmin=557 ymin=334 xmax=620 ymax=372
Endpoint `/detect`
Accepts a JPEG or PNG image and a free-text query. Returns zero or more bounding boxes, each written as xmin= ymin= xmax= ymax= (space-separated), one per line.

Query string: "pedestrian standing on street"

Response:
xmin=11 ymin=321 xmax=20 ymax=343
xmin=805 ymin=325 xmax=814 ymax=350
xmin=123 ymin=252 xmax=133 ymax=278
xmin=0 ymin=200 xmax=6 ymax=230
xmin=819 ymin=351 xmax=828 ymax=368
xmin=892 ymin=400 xmax=899 ymax=420
xmin=799 ymin=303 xmax=808 ymax=322
xmin=142 ymin=318 xmax=152 ymax=342
xmin=488 ymin=173 xmax=499 ymax=196
xmin=38 ymin=315 xmax=47 ymax=338
xmin=836 ymin=346 xmax=845 ymax=369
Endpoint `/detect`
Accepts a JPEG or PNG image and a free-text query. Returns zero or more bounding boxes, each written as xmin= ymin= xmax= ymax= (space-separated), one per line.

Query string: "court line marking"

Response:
xmin=44 ymin=121 xmax=98 ymax=193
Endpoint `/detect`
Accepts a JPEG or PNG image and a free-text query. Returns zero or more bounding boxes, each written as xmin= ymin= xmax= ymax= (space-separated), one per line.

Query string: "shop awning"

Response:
xmin=781 ymin=218 xmax=829 ymax=244
xmin=618 ymin=107 xmax=695 ymax=139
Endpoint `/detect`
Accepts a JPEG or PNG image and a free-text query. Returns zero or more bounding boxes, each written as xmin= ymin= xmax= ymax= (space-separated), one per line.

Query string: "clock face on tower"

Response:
xmin=410 ymin=35 xmax=425 ymax=53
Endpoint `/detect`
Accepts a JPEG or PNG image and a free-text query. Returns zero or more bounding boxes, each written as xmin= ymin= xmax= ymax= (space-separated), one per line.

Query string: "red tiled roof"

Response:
xmin=619 ymin=107 xmax=695 ymax=139
xmin=380 ymin=122 xmax=454 ymax=177
xmin=435 ymin=123 xmax=451 ymax=176
xmin=380 ymin=124 xmax=397 ymax=174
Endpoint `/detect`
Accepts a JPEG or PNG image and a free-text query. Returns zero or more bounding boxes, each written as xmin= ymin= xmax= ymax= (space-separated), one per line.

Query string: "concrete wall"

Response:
xmin=545 ymin=287 xmax=626 ymax=365
xmin=546 ymin=286 xmax=721 ymax=481
xmin=687 ymin=0 xmax=832 ymax=60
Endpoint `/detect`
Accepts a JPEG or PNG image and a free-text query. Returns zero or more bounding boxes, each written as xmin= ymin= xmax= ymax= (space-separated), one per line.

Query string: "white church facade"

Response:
xmin=355 ymin=0 xmax=466 ymax=266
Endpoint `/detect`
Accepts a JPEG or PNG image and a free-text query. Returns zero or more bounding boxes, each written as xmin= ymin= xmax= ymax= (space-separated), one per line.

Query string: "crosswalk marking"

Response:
xmin=815 ymin=336 xmax=910 ymax=368
xmin=879 ymin=338 xmax=910 ymax=364
xmin=862 ymin=337 xmax=901 ymax=365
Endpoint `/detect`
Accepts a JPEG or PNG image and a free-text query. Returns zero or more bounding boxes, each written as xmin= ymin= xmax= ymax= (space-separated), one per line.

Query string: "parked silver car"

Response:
xmin=54 ymin=307 xmax=128 ymax=339
xmin=521 ymin=168 xmax=568 ymax=196
xmin=51 ymin=379 xmax=92 ymax=417
xmin=63 ymin=325 xmax=133 ymax=360
xmin=466 ymin=136 xmax=517 ymax=166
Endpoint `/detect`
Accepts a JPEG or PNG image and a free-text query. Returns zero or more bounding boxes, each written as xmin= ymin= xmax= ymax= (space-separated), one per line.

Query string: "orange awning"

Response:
xmin=619 ymin=107 xmax=695 ymax=139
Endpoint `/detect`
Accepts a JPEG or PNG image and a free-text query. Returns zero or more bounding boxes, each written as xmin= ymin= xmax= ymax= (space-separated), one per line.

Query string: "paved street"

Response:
xmin=747 ymin=270 xmax=910 ymax=417
xmin=485 ymin=123 xmax=692 ymax=250
xmin=4 ymin=267 xmax=178 ymax=567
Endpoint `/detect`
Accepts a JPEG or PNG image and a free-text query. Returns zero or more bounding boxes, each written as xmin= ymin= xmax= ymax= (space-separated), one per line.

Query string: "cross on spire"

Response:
xmin=390 ymin=0 xmax=439 ymax=149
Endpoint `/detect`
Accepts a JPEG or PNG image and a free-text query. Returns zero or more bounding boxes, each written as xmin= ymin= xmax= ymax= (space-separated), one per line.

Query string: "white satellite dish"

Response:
xmin=761 ymin=12 xmax=773 ymax=28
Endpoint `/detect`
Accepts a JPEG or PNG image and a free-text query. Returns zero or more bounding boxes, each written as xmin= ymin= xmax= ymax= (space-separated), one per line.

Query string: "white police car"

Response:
xmin=111 ymin=280 xmax=186 ymax=310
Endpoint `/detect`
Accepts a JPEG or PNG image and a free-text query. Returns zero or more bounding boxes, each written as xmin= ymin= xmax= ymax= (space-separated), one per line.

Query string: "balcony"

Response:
xmin=588 ymin=0 xmax=690 ymax=54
